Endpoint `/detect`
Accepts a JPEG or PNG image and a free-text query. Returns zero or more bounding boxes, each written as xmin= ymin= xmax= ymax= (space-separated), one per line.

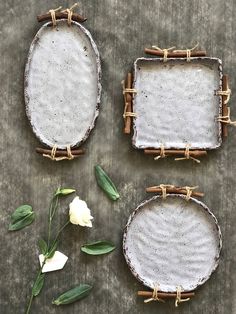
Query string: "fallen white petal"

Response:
xmin=39 ymin=251 xmax=68 ymax=273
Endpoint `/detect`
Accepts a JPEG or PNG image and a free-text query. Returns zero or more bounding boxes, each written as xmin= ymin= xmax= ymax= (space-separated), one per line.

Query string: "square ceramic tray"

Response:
xmin=132 ymin=57 xmax=223 ymax=150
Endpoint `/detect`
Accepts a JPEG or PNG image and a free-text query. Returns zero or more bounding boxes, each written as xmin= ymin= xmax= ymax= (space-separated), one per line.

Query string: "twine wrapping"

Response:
xmin=173 ymin=43 xmax=199 ymax=62
xmin=152 ymin=45 xmax=176 ymax=62
xmin=144 ymin=285 xmax=165 ymax=303
xmin=43 ymin=145 xmax=75 ymax=161
xmin=175 ymin=286 xmax=190 ymax=307
xmin=217 ymin=107 xmax=236 ymax=126
xmin=183 ymin=186 xmax=199 ymax=201
xmin=48 ymin=6 xmax=62 ymax=27
xmin=175 ymin=144 xmax=200 ymax=164
xmin=122 ymin=80 xmax=137 ymax=119
xmin=62 ymin=3 xmax=79 ymax=26
xmin=158 ymin=184 xmax=175 ymax=199
xmin=154 ymin=144 xmax=166 ymax=160
xmin=216 ymin=85 xmax=231 ymax=105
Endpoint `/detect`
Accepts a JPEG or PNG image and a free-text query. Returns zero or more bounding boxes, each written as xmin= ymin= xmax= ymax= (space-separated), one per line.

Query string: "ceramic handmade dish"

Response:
xmin=123 ymin=192 xmax=222 ymax=298
xmin=123 ymin=47 xmax=233 ymax=161
xmin=25 ymin=11 xmax=101 ymax=160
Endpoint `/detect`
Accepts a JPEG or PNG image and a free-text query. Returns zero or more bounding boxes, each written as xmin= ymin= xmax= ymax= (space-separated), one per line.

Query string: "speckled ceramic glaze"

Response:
xmin=123 ymin=194 xmax=222 ymax=292
xmin=132 ymin=58 xmax=222 ymax=150
xmin=25 ymin=19 xmax=101 ymax=149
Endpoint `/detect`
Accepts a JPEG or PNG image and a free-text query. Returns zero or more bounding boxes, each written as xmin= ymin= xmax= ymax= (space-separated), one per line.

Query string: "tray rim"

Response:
xmin=131 ymin=57 xmax=223 ymax=151
xmin=24 ymin=19 xmax=102 ymax=150
xmin=123 ymin=193 xmax=222 ymax=292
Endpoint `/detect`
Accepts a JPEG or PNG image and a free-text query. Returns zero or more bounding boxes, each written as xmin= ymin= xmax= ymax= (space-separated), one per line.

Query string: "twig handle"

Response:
xmin=138 ymin=291 xmax=195 ymax=298
xmin=36 ymin=147 xmax=85 ymax=157
xmin=37 ymin=12 xmax=87 ymax=24
xmin=144 ymin=48 xmax=206 ymax=58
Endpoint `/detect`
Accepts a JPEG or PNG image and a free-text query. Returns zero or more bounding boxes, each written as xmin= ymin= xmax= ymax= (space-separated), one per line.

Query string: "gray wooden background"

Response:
xmin=1 ymin=0 xmax=236 ymax=313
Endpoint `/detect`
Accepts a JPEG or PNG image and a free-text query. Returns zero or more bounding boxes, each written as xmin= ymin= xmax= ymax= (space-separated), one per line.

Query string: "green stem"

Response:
xmin=25 ymin=259 xmax=46 ymax=314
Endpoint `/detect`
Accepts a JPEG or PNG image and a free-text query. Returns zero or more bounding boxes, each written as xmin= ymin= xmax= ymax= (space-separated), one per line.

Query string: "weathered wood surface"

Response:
xmin=0 ymin=0 xmax=236 ymax=313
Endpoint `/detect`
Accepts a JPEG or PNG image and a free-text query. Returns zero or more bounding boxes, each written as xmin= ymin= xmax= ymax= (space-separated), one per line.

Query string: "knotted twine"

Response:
xmin=122 ymin=80 xmax=137 ymax=119
xmin=175 ymin=144 xmax=200 ymax=164
xmin=183 ymin=186 xmax=199 ymax=201
xmin=48 ymin=6 xmax=62 ymax=27
xmin=154 ymin=144 xmax=166 ymax=160
xmin=152 ymin=45 xmax=176 ymax=62
xmin=62 ymin=3 xmax=79 ymax=26
xmin=144 ymin=285 xmax=165 ymax=303
xmin=173 ymin=43 xmax=199 ymax=62
xmin=43 ymin=145 xmax=75 ymax=161
xmin=175 ymin=286 xmax=190 ymax=307
xmin=217 ymin=107 xmax=236 ymax=126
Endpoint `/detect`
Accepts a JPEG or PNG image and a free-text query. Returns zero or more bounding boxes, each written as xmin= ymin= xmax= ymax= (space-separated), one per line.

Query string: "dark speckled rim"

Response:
xmin=123 ymin=194 xmax=222 ymax=293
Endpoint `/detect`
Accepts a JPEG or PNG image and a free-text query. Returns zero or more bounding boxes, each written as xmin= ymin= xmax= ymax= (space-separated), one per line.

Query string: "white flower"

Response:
xmin=69 ymin=196 xmax=93 ymax=227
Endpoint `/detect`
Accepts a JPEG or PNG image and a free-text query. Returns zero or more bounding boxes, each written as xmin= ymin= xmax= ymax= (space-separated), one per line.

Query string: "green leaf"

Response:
xmin=10 ymin=205 xmax=33 ymax=223
xmin=55 ymin=188 xmax=76 ymax=196
xmin=38 ymin=239 xmax=48 ymax=255
xmin=52 ymin=284 xmax=92 ymax=305
xmin=81 ymin=241 xmax=116 ymax=255
xmin=32 ymin=273 xmax=45 ymax=297
xmin=94 ymin=165 xmax=120 ymax=201
xmin=47 ymin=241 xmax=58 ymax=259
xmin=8 ymin=212 xmax=35 ymax=231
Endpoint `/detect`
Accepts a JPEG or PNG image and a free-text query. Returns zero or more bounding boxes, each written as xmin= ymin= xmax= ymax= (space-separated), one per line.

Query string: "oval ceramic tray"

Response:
xmin=123 ymin=194 xmax=222 ymax=292
xmin=25 ymin=19 xmax=101 ymax=149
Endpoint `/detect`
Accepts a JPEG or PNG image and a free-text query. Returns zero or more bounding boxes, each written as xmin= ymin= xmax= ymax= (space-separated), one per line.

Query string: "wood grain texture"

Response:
xmin=0 ymin=0 xmax=236 ymax=313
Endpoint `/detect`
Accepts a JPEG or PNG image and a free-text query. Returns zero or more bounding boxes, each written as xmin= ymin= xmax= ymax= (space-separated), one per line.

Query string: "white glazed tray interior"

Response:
xmin=123 ymin=195 xmax=221 ymax=292
xmin=132 ymin=58 xmax=222 ymax=150
xmin=25 ymin=20 xmax=101 ymax=149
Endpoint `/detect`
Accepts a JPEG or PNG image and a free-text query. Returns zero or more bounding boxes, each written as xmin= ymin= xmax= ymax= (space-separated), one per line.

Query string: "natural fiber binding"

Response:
xmin=62 ymin=3 xmax=79 ymax=26
xmin=43 ymin=145 xmax=75 ymax=161
xmin=154 ymin=144 xmax=166 ymax=160
xmin=144 ymin=285 xmax=165 ymax=303
xmin=175 ymin=144 xmax=200 ymax=164
xmin=175 ymin=286 xmax=190 ymax=307
xmin=173 ymin=43 xmax=199 ymax=62
xmin=152 ymin=45 xmax=176 ymax=62
xmin=122 ymin=80 xmax=137 ymax=119
xmin=216 ymin=83 xmax=231 ymax=105
xmin=48 ymin=6 xmax=62 ymax=27
xmin=158 ymin=184 xmax=175 ymax=199
xmin=183 ymin=186 xmax=199 ymax=201
xmin=217 ymin=107 xmax=236 ymax=126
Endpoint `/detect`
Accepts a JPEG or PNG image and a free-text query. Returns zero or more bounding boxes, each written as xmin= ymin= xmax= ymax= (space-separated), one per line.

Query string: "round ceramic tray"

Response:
xmin=25 ymin=19 xmax=101 ymax=149
xmin=123 ymin=194 xmax=222 ymax=292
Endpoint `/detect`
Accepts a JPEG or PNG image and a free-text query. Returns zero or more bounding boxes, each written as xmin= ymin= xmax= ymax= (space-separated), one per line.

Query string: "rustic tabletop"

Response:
xmin=1 ymin=0 xmax=236 ymax=313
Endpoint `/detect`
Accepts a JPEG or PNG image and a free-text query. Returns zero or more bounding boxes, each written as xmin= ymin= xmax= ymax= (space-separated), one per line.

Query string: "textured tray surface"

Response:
xmin=132 ymin=58 xmax=222 ymax=150
xmin=25 ymin=20 xmax=101 ymax=149
xmin=123 ymin=195 xmax=221 ymax=292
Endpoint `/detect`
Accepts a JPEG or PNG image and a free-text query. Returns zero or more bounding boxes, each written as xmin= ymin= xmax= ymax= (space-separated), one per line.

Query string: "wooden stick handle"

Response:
xmin=36 ymin=147 xmax=85 ymax=157
xmin=138 ymin=291 xmax=195 ymax=298
xmin=37 ymin=12 xmax=87 ymax=24
xmin=145 ymin=48 xmax=206 ymax=58
xmin=222 ymin=74 xmax=229 ymax=137
xmin=144 ymin=149 xmax=207 ymax=158
xmin=146 ymin=186 xmax=204 ymax=197
xmin=123 ymin=73 xmax=133 ymax=134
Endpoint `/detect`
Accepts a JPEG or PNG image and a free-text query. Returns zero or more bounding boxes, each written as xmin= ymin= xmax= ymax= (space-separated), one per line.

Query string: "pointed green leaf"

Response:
xmin=81 ymin=241 xmax=116 ymax=255
xmin=52 ymin=284 xmax=92 ymax=305
xmin=10 ymin=205 xmax=33 ymax=223
xmin=46 ymin=241 xmax=58 ymax=259
xmin=8 ymin=212 xmax=35 ymax=231
xmin=55 ymin=189 xmax=76 ymax=196
xmin=38 ymin=239 xmax=48 ymax=255
xmin=94 ymin=165 xmax=120 ymax=201
xmin=32 ymin=273 xmax=45 ymax=297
